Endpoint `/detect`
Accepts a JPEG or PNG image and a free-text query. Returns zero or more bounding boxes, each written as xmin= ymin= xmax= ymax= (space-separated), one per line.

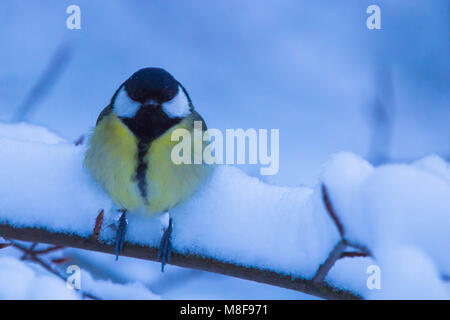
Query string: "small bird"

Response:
xmin=84 ymin=68 xmax=213 ymax=271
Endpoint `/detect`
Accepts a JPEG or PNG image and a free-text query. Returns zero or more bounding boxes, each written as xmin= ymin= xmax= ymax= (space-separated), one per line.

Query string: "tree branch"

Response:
xmin=312 ymin=239 xmax=348 ymax=285
xmin=311 ymin=185 xmax=373 ymax=287
xmin=0 ymin=223 xmax=360 ymax=300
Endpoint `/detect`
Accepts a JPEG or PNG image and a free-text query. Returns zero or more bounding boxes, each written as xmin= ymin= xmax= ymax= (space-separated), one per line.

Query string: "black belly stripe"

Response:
xmin=119 ymin=106 xmax=183 ymax=202
xmin=136 ymin=140 xmax=151 ymax=201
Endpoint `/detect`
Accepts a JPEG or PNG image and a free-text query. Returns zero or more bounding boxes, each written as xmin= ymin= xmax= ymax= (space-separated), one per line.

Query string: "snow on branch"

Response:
xmin=0 ymin=123 xmax=449 ymax=299
xmin=0 ymin=219 xmax=358 ymax=300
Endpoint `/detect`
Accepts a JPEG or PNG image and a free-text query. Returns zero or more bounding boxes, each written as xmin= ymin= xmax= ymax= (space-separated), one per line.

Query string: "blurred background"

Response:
xmin=0 ymin=0 xmax=448 ymax=299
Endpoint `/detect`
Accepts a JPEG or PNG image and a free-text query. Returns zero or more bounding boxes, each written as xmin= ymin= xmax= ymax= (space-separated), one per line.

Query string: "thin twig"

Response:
xmin=7 ymin=240 xmax=99 ymax=300
xmin=321 ymin=185 xmax=344 ymax=237
xmin=74 ymin=135 xmax=85 ymax=146
xmin=340 ymin=251 xmax=370 ymax=259
xmin=312 ymin=240 xmax=348 ymax=285
xmin=367 ymin=61 xmax=395 ymax=165
xmin=33 ymin=245 xmax=65 ymax=255
xmin=20 ymin=242 xmax=38 ymax=260
xmin=11 ymin=42 xmax=73 ymax=122
xmin=312 ymin=185 xmax=373 ymax=287
xmin=345 ymin=241 xmax=372 ymax=257
xmin=0 ymin=243 xmax=12 ymax=249
xmin=89 ymin=210 xmax=104 ymax=241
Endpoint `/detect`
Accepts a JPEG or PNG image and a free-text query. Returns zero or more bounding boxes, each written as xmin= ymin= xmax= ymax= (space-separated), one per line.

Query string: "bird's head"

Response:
xmin=111 ymin=68 xmax=194 ymax=142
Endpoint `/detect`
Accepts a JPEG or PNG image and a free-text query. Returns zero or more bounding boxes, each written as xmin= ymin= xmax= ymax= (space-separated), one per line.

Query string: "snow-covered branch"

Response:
xmin=0 ymin=221 xmax=359 ymax=300
xmin=0 ymin=123 xmax=449 ymax=299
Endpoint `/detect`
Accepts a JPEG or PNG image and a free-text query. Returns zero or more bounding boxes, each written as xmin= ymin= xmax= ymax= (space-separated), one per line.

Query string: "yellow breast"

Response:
xmin=84 ymin=112 xmax=213 ymax=216
xmin=144 ymin=117 xmax=214 ymax=214
xmin=84 ymin=113 xmax=142 ymax=211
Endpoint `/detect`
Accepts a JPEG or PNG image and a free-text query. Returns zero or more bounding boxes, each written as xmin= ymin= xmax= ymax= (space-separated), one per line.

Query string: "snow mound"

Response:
xmin=0 ymin=122 xmax=112 ymax=236
xmin=0 ymin=255 xmax=78 ymax=300
xmin=320 ymin=152 xmax=450 ymax=297
xmin=0 ymin=255 xmax=159 ymax=300
xmin=0 ymin=121 xmax=65 ymax=145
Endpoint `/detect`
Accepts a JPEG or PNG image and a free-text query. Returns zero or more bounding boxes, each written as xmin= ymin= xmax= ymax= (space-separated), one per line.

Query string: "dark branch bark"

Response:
xmin=312 ymin=240 xmax=348 ymax=285
xmin=313 ymin=184 xmax=374 ymax=287
xmin=0 ymin=223 xmax=361 ymax=300
xmin=321 ymin=185 xmax=345 ymax=237
xmin=340 ymin=251 xmax=370 ymax=259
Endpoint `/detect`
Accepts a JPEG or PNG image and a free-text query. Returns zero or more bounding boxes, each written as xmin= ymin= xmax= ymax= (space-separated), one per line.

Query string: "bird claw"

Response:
xmin=115 ymin=210 xmax=128 ymax=261
xmin=158 ymin=218 xmax=173 ymax=272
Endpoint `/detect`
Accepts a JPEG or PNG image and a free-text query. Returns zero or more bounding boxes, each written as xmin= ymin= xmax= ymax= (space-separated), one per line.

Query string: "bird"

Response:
xmin=84 ymin=67 xmax=214 ymax=271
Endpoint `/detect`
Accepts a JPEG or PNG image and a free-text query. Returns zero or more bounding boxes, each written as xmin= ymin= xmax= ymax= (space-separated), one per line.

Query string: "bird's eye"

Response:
xmin=161 ymin=87 xmax=191 ymax=118
xmin=114 ymin=87 xmax=141 ymax=118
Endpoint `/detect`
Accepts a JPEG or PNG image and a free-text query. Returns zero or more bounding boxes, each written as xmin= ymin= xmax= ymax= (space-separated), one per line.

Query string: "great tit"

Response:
xmin=84 ymin=68 xmax=213 ymax=271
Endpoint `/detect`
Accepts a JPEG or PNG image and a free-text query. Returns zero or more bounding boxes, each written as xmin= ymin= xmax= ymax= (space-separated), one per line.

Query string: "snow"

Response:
xmin=0 ymin=122 xmax=65 ymax=145
xmin=169 ymin=166 xmax=333 ymax=278
xmin=81 ymin=271 xmax=160 ymax=300
xmin=0 ymin=122 xmax=112 ymax=235
xmin=1 ymin=122 xmax=449 ymax=299
xmin=0 ymin=122 xmax=337 ymax=280
xmin=413 ymin=155 xmax=450 ymax=183
xmin=321 ymin=152 xmax=450 ymax=276
xmin=366 ymin=245 xmax=449 ymax=300
xmin=320 ymin=152 xmax=450 ymax=297
xmin=66 ymin=248 xmax=313 ymax=299
xmin=0 ymin=254 xmax=160 ymax=300
xmin=0 ymin=255 xmax=78 ymax=300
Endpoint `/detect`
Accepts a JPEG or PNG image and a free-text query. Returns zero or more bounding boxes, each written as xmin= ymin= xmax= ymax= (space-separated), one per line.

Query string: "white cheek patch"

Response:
xmin=162 ymin=87 xmax=191 ymax=118
xmin=114 ymin=87 xmax=141 ymax=118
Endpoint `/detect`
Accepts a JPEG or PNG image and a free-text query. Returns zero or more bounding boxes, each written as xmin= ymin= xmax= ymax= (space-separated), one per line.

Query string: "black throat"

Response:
xmin=120 ymin=106 xmax=182 ymax=201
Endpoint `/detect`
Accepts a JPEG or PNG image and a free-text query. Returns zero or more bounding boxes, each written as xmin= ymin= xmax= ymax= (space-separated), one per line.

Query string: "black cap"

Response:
xmin=124 ymin=68 xmax=179 ymax=104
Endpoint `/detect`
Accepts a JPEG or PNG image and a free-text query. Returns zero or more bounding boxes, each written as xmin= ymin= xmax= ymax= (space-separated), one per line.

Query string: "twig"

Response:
xmin=33 ymin=245 xmax=65 ymax=255
xmin=321 ymin=184 xmax=344 ymax=236
xmin=367 ymin=61 xmax=395 ymax=165
xmin=0 ymin=243 xmax=12 ymax=249
xmin=7 ymin=240 xmax=99 ymax=300
xmin=11 ymin=42 xmax=73 ymax=122
xmin=89 ymin=210 xmax=104 ymax=241
xmin=312 ymin=240 xmax=348 ymax=285
xmin=51 ymin=257 xmax=72 ymax=265
xmin=74 ymin=135 xmax=85 ymax=146
xmin=20 ymin=242 xmax=38 ymax=260
xmin=0 ymin=223 xmax=360 ymax=300
xmin=340 ymin=251 xmax=370 ymax=259
xmin=312 ymin=185 xmax=373 ymax=286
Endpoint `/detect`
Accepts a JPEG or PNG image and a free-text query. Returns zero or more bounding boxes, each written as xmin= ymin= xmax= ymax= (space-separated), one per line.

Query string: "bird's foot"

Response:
xmin=158 ymin=217 xmax=173 ymax=272
xmin=115 ymin=209 xmax=128 ymax=261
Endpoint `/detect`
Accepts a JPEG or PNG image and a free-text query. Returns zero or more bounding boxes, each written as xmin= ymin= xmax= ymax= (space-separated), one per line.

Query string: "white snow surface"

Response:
xmin=321 ymin=152 xmax=450 ymax=275
xmin=0 ymin=255 xmax=78 ymax=300
xmin=0 ymin=254 xmax=159 ymax=300
xmin=0 ymin=122 xmax=449 ymax=299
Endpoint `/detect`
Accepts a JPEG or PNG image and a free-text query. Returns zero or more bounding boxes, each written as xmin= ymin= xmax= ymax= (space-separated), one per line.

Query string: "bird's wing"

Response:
xmin=96 ymin=104 xmax=113 ymax=126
